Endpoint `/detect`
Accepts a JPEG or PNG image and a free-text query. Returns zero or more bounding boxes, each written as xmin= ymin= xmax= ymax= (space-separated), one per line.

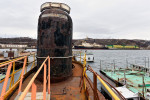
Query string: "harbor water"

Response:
xmin=74 ymin=50 xmax=150 ymax=91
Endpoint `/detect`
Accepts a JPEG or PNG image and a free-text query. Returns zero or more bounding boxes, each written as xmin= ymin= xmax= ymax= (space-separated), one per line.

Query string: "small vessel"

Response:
xmin=73 ymin=50 xmax=94 ymax=62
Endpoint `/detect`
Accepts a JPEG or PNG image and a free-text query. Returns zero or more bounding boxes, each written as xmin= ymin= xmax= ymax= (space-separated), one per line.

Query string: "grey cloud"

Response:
xmin=0 ymin=0 xmax=150 ymax=39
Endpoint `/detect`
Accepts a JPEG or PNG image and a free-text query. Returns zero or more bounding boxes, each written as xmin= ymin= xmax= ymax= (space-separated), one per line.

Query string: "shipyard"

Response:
xmin=0 ymin=0 xmax=150 ymax=100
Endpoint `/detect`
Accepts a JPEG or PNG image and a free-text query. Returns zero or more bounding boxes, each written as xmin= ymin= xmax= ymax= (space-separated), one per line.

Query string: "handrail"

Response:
xmin=87 ymin=65 xmax=126 ymax=100
xmin=0 ymin=53 xmax=36 ymax=100
xmin=79 ymin=52 xmax=125 ymax=100
xmin=0 ymin=54 xmax=36 ymax=83
xmin=0 ymin=56 xmax=26 ymax=67
xmin=0 ymin=53 xmax=35 ymax=66
xmin=18 ymin=56 xmax=50 ymax=100
xmin=87 ymin=64 xmax=126 ymax=100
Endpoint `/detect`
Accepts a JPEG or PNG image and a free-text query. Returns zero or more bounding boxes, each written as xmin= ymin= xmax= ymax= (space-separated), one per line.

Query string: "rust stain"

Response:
xmin=50 ymin=63 xmax=86 ymax=100
xmin=9 ymin=62 xmax=106 ymax=100
xmin=37 ymin=3 xmax=73 ymax=82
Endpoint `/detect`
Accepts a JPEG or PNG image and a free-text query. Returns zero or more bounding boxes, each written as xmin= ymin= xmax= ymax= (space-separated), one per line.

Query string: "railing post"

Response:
xmin=0 ymin=63 xmax=12 ymax=99
xmin=13 ymin=62 xmax=15 ymax=85
xmin=43 ymin=64 xmax=47 ymax=100
xmin=48 ymin=57 xmax=50 ymax=94
xmin=31 ymin=82 xmax=36 ymax=100
xmin=80 ymin=51 xmax=81 ymax=63
xmin=18 ymin=56 xmax=27 ymax=94
xmin=93 ymin=73 xmax=98 ymax=100
xmin=9 ymin=62 xmax=15 ymax=89
xmin=25 ymin=64 xmax=27 ymax=74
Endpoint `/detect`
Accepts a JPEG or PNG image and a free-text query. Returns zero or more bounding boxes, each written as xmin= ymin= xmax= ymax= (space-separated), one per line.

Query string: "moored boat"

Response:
xmin=73 ymin=50 xmax=94 ymax=62
xmin=99 ymin=64 xmax=150 ymax=99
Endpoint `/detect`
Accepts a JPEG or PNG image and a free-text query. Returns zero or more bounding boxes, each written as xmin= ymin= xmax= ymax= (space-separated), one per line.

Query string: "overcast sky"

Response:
xmin=0 ymin=0 xmax=150 ymax=39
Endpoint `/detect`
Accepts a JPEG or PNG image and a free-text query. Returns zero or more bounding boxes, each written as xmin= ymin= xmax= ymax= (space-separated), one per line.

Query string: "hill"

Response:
xmin=0 ymin=37 xmax=149 ymax=49
xmin=73 ymin=38 xmax=150 ymax=49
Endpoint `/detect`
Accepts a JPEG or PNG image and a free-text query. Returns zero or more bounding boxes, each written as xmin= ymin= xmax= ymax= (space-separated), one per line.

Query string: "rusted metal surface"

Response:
xmin=40 ymin=2 xmax=71 ymax=14
xmin=9 ymin=62 xmax=86 ymax=100
xmin=8 ymin=60 xmax=106 ymax=100
xmin=37 ymin=2 xmax=73 ymax=82
xmin=50 ymin=63 xmax=86 ymax=100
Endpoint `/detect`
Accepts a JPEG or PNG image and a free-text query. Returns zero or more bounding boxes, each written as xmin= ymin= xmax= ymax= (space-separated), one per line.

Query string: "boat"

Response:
xmin=74 ymin=41 xmax=108 ymax=49
xmin=99 ymin=64 xmax=150 ymax=99
xmin=73 ymin=50 xmax=94 ymax=62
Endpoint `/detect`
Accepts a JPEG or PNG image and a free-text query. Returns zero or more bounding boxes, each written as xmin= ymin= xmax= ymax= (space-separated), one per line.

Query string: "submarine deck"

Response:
xmin=10 ymin=62 xmax=105 ymax=100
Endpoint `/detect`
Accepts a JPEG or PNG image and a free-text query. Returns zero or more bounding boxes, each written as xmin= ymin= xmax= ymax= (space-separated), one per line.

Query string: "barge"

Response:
xmin=100 ymin=64 xmax=150 ymax=99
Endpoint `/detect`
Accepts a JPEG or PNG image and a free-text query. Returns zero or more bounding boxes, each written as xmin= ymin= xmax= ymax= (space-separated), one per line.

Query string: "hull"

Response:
xmin=100 ymin=70 xmax=145 ymax=100
xmin=99 ymin=70 xmax=123 ymax=99
xmin=74 ymin=46 xmax=108 ymax=49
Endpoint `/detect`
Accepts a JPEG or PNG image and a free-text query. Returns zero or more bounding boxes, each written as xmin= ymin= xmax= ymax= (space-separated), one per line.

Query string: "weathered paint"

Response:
xmin=101 ymin=68 xmax=150 ymax=99
xmin=37 ymin=2 xmax=73 ymax=82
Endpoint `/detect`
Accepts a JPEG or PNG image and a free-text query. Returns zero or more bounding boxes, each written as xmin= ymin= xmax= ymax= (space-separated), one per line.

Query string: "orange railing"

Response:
xmin=0 ymin=56 xmax=27 ymax=100
xmin=18 ymin=56 xmax=50 ymax=100
xmin=0 ymin=53 xmax=36 ymax=100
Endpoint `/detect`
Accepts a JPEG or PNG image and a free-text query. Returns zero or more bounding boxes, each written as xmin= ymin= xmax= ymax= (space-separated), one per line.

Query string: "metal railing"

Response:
xmin=0 ymin=53 xmax=35 ymax=100
xmin=0 ymin=53 xmax=36 ymax=100
xmin=77 ymin=52 xmax=126 ymax=100
xmin=87 ymin=65 xmax=126 ymax=100
xmin=18 ymin=56 xmax=50 ymax=100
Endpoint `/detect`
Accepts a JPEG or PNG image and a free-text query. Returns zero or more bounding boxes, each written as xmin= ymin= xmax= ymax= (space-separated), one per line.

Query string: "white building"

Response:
xmin=0 ymin=44 xmax=27 ymax=48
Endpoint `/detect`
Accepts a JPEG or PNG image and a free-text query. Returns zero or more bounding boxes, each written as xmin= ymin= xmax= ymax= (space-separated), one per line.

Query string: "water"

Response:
xmin=86 ymin=50 xmax=150 ymax=70
xmin=74 ymin=50 xmax=150 ymax=91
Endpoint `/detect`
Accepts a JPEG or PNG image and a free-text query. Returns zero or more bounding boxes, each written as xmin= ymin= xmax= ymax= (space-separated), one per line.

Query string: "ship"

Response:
xmin=74 ymin=41 xmax=108 ymax=49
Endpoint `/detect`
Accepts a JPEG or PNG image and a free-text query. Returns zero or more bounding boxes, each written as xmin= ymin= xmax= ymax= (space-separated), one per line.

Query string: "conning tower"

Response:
xmin=37 ymin=2 xmax=73 ymax=82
